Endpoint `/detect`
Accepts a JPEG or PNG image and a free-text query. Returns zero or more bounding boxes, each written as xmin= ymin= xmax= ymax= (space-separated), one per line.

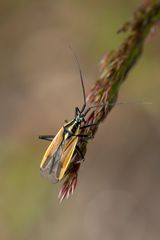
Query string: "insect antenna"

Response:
xmin=69 ymin=46 xmax=86 ymax=112
xmin=83 ymin=101 xmax=152 ymax=116
xmin=90 ymin=101 xmax=152 ymax=109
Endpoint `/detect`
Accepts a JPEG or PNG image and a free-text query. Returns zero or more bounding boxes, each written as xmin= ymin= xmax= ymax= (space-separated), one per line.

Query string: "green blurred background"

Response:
xmin=0 ymin=0 xmax=160 ymax=240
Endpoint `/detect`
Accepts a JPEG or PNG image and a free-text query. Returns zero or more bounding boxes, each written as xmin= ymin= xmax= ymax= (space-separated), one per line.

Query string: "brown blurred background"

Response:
xmin=0 ymin=0 xmax=160 ymax=240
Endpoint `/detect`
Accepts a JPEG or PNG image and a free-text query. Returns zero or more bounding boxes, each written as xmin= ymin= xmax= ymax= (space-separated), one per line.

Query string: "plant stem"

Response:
xmin=59 ymin=0 xmax=160 ymax=202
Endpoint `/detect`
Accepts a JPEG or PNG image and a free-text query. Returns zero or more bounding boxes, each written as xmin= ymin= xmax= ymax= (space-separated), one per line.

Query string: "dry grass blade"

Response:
xmin=59 ymin=0 xmax=160 ymax=202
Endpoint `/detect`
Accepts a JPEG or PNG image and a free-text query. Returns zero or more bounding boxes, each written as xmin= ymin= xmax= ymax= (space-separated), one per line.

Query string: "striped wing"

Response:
xmin=40 ymin=126 xmax=64 ymax=180
xmin=40 ymin=122 xmax=80 ymax=182
xmin=55 ymin=136 xmax=79 ymax=180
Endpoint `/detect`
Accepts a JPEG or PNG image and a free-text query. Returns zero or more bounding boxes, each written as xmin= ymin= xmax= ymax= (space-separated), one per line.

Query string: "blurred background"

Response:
xmin=0 ymin=0 xmax=160 ymax=240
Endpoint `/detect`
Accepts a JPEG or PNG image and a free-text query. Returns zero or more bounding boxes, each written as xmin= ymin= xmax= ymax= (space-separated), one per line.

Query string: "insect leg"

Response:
xmin=75 ymin=145 xmax=84 ymax=160
xmin=75 ymin=134 xmax=93 ymax=140
xmin=39 ymin=135 xmax=55 ymax=142
xmin=75 ymin=134 xmax=88 ymax=137
xmin=80 ymin=123 xmax=97 ymax=129
xmin=76 ymin=134 xmax=94 ymax=140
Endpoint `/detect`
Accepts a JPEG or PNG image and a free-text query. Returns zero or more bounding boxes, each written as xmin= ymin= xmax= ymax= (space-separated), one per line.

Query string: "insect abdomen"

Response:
xmin=71 ymin=122 xmax=79 ymax=135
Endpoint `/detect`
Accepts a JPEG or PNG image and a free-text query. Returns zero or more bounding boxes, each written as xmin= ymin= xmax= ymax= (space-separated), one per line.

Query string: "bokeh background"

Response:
xmin=0 ymin=0 xmax=160 ymax=240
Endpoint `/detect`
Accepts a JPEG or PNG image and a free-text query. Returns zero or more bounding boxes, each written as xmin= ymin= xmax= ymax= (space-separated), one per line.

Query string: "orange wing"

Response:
xmin=55 ymin=136 xmax=79 ymax=180
xmin=40 ymin=127 xmax=64 ymax=177
xmin=40 ymin=122 xmax=80 ymax=182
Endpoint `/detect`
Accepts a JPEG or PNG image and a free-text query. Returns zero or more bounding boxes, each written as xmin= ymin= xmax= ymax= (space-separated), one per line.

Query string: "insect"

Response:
xmin=39 ymin=54 xmax=97 ymax=182
xmin=39 ymin=52 xmax=150 ymax=183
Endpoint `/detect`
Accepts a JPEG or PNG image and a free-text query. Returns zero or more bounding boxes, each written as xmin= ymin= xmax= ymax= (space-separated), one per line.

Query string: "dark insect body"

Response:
xmin=39 ymin=50 xmax=147 ymax=182
xmin=39 ymin=53 xmax=97 ymax=181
